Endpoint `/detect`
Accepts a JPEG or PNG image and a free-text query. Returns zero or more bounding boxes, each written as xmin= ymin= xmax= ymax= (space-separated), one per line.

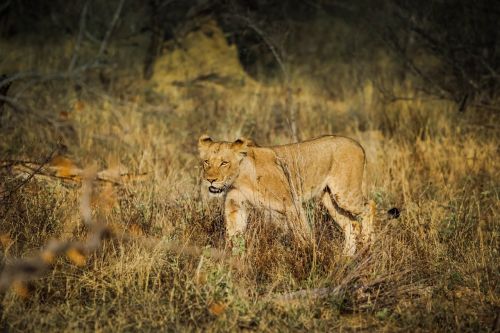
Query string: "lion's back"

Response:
xmin=271 ymin=135 xmax=365 ymax=169
xmin=244 ymin=136 xmax=366 ymax=200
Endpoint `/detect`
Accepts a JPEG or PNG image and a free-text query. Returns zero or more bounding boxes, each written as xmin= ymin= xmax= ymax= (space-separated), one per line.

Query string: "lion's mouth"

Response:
xmin=208 ymin=186 xmax=225 ymax=194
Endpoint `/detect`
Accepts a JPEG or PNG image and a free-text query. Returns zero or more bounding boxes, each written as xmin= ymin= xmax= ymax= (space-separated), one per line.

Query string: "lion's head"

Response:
xmin=198 ymin=135 xmax=252 ymax=196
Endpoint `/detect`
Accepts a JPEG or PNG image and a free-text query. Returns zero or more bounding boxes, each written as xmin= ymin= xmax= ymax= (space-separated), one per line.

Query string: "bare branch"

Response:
xmin=224 ymin=13 xmax=300 ymax=141
xmin=0 ymin=71 xmax=38 ymax=89
xmin=2 ymin=159 xmax=149 ymax=186
xmin=0 ymin=149 xmax=57 ymax=203
xmin=380 ymin=29 xmax=451 ymax=99
xmin=95 ymin=0 xmax=125 ymax=63
xmin=227 ymin=13 xmax=287 ymax=80
xmin=68 ymin=1 xmax=90 ymax=72
xmin=0 ymin=0 xmax=123 ymax=102
xmin=0 ymin=94 xmax=60 ymax=129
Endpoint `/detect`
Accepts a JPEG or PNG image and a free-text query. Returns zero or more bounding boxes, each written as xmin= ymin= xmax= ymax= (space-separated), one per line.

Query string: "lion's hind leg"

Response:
xmin=360 ymin=200 xmax=376 ymax=244
xmin=323 ymin=178 xmax=375 ymax=251
xmin=321 ymin=192 xmax=358 ymax=256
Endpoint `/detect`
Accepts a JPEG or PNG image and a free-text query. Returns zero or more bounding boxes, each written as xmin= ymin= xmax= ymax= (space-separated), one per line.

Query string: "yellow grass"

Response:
xmin=0 ymin=21 xmax=499 ymax=332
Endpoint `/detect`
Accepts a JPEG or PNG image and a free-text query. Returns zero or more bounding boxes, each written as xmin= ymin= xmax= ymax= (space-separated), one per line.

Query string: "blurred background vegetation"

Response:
xmin=1 ymin=0 xmax=499 ymax=152
xmin=1 ymin=0 xmax=499 ymax=127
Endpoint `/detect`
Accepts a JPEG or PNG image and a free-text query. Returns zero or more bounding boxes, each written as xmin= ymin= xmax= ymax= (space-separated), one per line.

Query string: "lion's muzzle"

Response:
xmin=208 ymin=186 xmax=225 ymax=194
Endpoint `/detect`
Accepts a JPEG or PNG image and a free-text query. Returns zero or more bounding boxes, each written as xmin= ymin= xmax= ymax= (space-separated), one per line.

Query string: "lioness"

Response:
xmin=198 ymin=135 xmax=373 ymax=256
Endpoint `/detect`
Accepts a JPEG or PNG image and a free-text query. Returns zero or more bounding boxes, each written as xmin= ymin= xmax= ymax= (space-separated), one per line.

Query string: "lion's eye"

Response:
xmin=220 ymin=161 xmax=229 ymax=167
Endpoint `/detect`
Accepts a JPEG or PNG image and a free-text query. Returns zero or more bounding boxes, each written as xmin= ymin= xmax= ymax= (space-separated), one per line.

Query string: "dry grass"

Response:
xmin=1 ymin=22 xmax=499 ymax=332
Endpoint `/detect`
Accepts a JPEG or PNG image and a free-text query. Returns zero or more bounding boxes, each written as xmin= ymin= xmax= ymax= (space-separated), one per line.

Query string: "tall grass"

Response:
xmin=0 ymin=21 xmax=498 ymax=332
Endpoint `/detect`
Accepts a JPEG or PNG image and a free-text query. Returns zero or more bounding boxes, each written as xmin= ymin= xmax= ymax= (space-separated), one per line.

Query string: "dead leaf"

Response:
xmin=50 ymin=156 xmax=82 ymax=178
xmin=208 ymin=302 xmax=227 ymax=316
xmin=128 ymin=223 xmax=144 ymax=237
xmin=73 ymin=100 xmax=85 ymax=112
xmin=40 ymin=250 xmax=56 ymax=264
xmin=12 ymin=281 xmax=30 ymax=299
xmin=59 ymin=111 xmax=69 ymax=120
xmin=66 ymin=248 xmax=86 ymax=267
xmin=0 ymin=233 xmax=13 ymax=248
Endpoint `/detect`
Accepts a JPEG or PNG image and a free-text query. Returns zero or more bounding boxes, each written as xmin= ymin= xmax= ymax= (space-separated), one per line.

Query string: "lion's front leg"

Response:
xmin=224 ymin=190 xmax=248 ymax=252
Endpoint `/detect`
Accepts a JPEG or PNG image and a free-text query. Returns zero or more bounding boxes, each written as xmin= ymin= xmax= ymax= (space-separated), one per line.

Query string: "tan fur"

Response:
xmin=198 ymin=135 xmax=374 ymax=256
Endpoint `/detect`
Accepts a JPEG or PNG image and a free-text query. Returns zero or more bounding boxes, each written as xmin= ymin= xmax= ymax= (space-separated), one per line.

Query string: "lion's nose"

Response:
xmin=206 ymin=177 xmax=217 ymax=183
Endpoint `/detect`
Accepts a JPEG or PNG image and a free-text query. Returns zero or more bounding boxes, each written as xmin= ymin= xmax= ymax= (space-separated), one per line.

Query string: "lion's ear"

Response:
xmin=232 ymin=137 xmax=253 ymax=157
xmin=198 ymin=134 xmax=213 ymax=152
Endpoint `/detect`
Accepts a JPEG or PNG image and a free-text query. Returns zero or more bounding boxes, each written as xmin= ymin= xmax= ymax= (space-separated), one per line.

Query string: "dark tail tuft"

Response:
xmin=387 ymin=207 xmax=400 ymax=219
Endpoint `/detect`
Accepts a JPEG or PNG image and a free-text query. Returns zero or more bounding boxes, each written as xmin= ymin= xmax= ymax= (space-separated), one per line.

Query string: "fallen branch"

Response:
xmin=2 ymin=159 xmax=149 ymax=185
xmin=0 ymin=149 xmax=58 ymax=202
xmin=0 ymin=166 xmax=237 ymax=296
xmin=271 ymin=286 xmax=340 ymax=302
xmin=0 ymin=167 xmax=108 ymax=292
xmin=268 ymin=255 xmax=372 ymax=303
xmin=269 ymin=264 xmax=414 ymax=306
